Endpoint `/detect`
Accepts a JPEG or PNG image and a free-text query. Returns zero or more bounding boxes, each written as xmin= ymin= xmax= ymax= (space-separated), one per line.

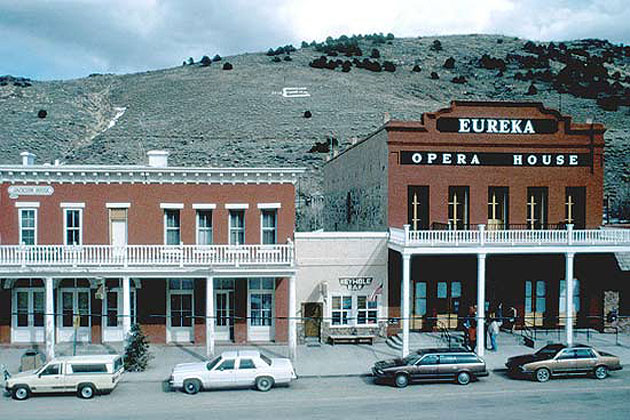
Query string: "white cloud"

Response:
xmin=0 ymin=0 xmax=628 ymax=80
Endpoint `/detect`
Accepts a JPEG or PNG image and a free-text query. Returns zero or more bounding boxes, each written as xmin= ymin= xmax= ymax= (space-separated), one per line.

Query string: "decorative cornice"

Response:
xmin=0 ymin=165 xmax=306 ymax=186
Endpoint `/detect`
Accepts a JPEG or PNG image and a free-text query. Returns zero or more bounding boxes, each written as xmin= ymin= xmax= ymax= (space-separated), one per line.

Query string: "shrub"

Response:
xmin=386 ymin=33 xmax=395 ymax=40
xmin=283 ymin=55 xmax=292 ymax=62
xmin=431 ymin=40 xmax=442 ymax=51
xmin=212 ymin=54 xmax=222 ymax=62
xmin=123 ymin=324 xmax=153 ymax=372
xmin=370 ymin=48 xmax=380 ymax=59
xmin=383 ymin=61 xmax=396 ymax=72
xmin=187 ymin=57 xmax=194 ymax=65
xmin=199 ymin=56 xmax=211 ymax=67
xmin=301 ymin=41 xmax=309 ymax=48
xmin=304 ymin=110 xmax=312 ymax=118
xmin=526 ymin=83 xmax=538 ymax=95
xmin=266 ymin=48 xmax=275 ymax=56
xmin=37 ymin=109 xmax=47 ymax=119
xmin=430 ymin=71 xmax=439 ymax=79
xmin=443 ymin=57 xmax=455 ymax=69
xmin=222 ymin=62 xmax=233 ymax=70
xmin=451 ymin=75 xmax=467 ymax=84
xmin=412 ymin=65 xmax=422 ymax=72
xmin=272 ymin=56 xmax=281 ymax=63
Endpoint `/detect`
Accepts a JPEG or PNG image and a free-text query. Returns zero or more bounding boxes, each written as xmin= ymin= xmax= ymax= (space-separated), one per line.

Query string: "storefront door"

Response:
xmin=215 ymin=290 xmax=234 ymax=341
xmin=525 ymin=280 xmax=547 ymax=327
xmin=167 ymin=279 xmax=194 ymax=343
xmin=411 ymin=282 xmax=427 ymax=330
xmin=57 ymin=289 xmax=91 ymax=342
xmin=248 ymin=278 xmax=275 ymax=342
xmin=102 ymin=285 xmax=137 ymax=342
xmin=11 ymin=288 xmax=45 ymax=343
xmin=436 ymin=281 xmax=461 ymax=329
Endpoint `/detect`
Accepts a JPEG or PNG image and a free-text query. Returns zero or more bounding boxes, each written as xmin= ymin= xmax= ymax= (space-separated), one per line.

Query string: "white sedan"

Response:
xmin=169 ymin=350 xmax=297 ymax=394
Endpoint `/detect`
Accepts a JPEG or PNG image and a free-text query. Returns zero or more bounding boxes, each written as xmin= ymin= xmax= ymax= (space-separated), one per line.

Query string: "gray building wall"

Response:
xmin=323 ymin=129 xmax=389 ymax=231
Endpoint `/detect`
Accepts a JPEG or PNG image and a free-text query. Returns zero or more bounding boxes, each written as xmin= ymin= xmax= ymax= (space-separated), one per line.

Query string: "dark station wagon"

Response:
xmin=372 ymin=348 xmax=489 ymax=387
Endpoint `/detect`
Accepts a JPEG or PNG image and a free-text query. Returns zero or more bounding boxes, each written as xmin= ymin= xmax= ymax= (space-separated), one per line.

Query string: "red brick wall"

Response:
xmin=274 ymin=277 xmax=288 ymax=343
xmin=386 ymin=102 xmax=604 ymax=229
xmin=234 ymin=278 xmax=248 ymax=343
xmin=0 ymin=183 xmax=296 ymax=245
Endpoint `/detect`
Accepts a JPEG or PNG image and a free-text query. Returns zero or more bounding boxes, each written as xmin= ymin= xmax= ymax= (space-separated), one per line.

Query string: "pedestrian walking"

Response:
xmin=488 ymin=318 xmax=500 ymax=351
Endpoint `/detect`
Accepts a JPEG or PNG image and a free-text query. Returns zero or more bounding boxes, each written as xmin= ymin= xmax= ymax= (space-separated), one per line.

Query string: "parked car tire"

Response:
xmin=456 ymin=371 xmax=471 ymax=385
xmin=535 ymin=368 xmax=551 ymax=383
xmin=183 ymin=379 xmax=201 ymax=395
xmin=594 ymin=365 xmax=608 ymax=380
xmin=394 ymin=373 xmax=409 ymax=388
xmin=12 ymin=385 xmax=30 ymax=401
xmin=78 ymin=383 xmax=96 ymax=399
xmin=255 ymin=376 xmax=274 ymax=392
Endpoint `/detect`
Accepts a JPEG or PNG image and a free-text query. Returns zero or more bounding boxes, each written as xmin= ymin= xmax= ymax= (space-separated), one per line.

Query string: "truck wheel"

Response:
xmin=183 ymin=379 xmax=201 ymax=395
xmin=255 ymin=376 xmax=274 ymax=392
xmin=456 ymin=371 xmax=471 ymax=385
xmin=535 ymin=368 xmax=551 ymax=383
xmin=594 ymin=365 xmax=608 ymax=380
xmin=12 ymin=385 xmax=30 ymax=401
xmin=78 ymin=384 xmax=96 ymax=399
xmin=394 ymin=373 xmax=409 ymax=388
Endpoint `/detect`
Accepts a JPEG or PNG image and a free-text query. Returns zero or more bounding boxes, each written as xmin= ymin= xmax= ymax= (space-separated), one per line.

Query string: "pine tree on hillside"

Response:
xmin=123 ymin=324 xmax=153 ymax=372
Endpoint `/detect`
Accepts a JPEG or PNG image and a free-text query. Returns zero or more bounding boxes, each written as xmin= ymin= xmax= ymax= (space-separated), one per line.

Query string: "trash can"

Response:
xmin=19 ymin=350 xmax=45 ymax=372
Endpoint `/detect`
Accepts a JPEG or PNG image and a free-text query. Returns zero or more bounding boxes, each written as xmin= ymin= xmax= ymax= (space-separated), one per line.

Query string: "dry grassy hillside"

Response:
xmin=1 ymin=34 xmax=629 ymax=228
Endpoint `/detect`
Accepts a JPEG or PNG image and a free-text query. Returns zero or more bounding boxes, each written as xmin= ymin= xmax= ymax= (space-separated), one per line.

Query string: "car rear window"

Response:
xmin=259 ymin=354 xmax=272 ymax=366
xmin=439 ymin=355 xmax=457 ymax=365
xmin=456 ymin=354 xmax=480 ymax=364
xmin=239 ymin=359 xmax=256 ymax=370
xmin=70 ymin=364 xmax=108 ymax=374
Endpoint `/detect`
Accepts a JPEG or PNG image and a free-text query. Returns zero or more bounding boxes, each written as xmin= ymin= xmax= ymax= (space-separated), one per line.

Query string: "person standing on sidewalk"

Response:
xmin=488 ymin=318 xmax=500 ymax=351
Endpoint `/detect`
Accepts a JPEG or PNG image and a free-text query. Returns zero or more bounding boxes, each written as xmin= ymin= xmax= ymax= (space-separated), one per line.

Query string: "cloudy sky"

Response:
xmin=1 ymin=0 xmax=628 ymax=81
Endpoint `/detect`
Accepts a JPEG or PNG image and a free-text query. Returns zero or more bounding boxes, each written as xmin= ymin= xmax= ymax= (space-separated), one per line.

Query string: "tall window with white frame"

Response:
xmin=165 ymin=210 xmax=181 ymax=245
xmin=448 ymin=186 xmax=469 ymax=230
xmin=331 ymin=296 xmax=352 ymax=325
xmin=19 ymin=208 xmax=37 ymax=245
xmin=64 ymin=209 xmax=82 ymax=245
xmin=229 ymin=210 xmax=245 ymax=245
xmin=196 ymin=210 xmax=213 ymax=245
xmin=261 ymin=210 xmax=277 ymax=245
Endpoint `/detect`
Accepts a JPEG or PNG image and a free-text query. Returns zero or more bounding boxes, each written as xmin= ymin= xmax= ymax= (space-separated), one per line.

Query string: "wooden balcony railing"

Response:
xmin=0 ymin=243 xmax=294 ymax=269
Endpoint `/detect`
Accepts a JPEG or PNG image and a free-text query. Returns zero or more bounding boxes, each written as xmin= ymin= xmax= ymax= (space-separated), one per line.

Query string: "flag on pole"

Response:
xmin=369 ymin=282 xmax=383 ymax=302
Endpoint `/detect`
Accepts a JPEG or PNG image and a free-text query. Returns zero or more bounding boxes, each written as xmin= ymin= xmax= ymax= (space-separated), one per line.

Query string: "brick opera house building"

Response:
xmin=324 ymin=101 xmax=630 ymax=356
xmin=0 ymin=150 xmax=304 ymax=359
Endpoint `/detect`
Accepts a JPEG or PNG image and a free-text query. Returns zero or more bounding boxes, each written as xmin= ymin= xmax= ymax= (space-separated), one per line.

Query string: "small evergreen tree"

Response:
xmin=123 ymin=324 xmax=153 ymax=372
xmin=212 ymin=54 xmax=222 ymax=62
xmin=200 ymin=55 xmax=212 ymax=67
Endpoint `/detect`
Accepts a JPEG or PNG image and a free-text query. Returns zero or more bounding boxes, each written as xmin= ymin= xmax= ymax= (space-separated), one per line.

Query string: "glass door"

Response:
xmin=57 ymin=289 xmax=91 ymax=342
xmin=11 ymin=289 xmax=45 ymax=343
xmin=559 ymin=279 xmax=580 ymax=326
xmin=411 ymin=282 xmax=426 ymax=330
xmin=436 ymin=281 xmax=461 ymax=329
xmin=525 ymin=280 xmax=546 ymax=327
xmin=167 ymin=279 xmax=194 ymax=343
xmin=215 ymin=290 xmax=234 ymax=341
xmin=248 ymin=278 xmax=275 ymax=341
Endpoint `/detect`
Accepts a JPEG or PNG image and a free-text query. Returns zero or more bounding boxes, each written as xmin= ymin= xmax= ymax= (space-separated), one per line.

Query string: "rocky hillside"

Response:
xmin=1 ymin=34 xmax=629 ymax=228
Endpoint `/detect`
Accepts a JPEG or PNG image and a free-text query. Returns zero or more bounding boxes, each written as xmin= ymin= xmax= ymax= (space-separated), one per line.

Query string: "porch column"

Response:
xmin=44 ymin=277 xmax=55 ymax=360
xmin=288 ymin=275 xmax=297 ymax=361
xmin=402 ymin=252 xmax=411 ymax=357
xmin=565 ymin=252 xmax=575 ymax=346
xmin=476 ymin=253 xmax=486 ymax=357
xmin=206 ymin=276 xmax=215 ymax=358
xmin=122 ymin=276 xmax=131 ymax=339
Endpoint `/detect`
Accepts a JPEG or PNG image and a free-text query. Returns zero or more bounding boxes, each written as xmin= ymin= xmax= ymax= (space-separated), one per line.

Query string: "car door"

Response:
xmin=207 ymin=358 xmax=236 ymax=388
xmin=234 ymin=358 xmax=258 ymax=387
xmin=552 ymin=349 xmax=577 ymax=374
xmin=32 ymin=362 xmax=64 ymax=394
xmin=436 ymin=355 xmax=458 ymax=380
xmin=574 ymin=348 xmax=597 ymax=373
xmin=414 ymin=354 xmax=439 ymax=381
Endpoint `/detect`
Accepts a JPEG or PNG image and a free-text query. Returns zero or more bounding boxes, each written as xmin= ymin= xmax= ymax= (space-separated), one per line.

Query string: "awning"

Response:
xmin=615 ymin=253 xmax=630 ymax=271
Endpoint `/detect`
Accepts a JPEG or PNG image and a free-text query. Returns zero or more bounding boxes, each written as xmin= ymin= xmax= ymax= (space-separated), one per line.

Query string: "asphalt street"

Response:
xmin=3 ymin=369 xmax=630 ymax=420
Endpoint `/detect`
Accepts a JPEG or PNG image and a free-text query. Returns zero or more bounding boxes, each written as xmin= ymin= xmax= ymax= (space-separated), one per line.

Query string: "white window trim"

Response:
xmin=328 ymin=293 xmax=380 ymax=328
xmin=106 ymin=202 xmax=131 ymax=209
xmin=63 ymin=208 xmax=83 ymax=245
xmin=225 ymin=203 xmax=249 ymax=210
xmin=196 ymin=209 xmax=213 ymax=245
xmin=192 ymin=203 xmax=217 ymax=210
xmin=160 ymin=203 xmax=184 ymax=210
xmin=12 ymin=287 xmax=45 ymax=329
xmin=15 ymin=202 xmax=40 ymax=208
xmin=18 ymin=208 xmax=38 ymax=245
xmin=260 ymin=209 xmax=277 ymax=245
xmin=257 ymin=203 xmax=281 ymax=209
xmin=60 ymin=202 xmax=85 ymax=208
xmin=164 ymin=209 xmax=181 ymax=245
xmin=228 ymin=209 xmax=245 ymax=245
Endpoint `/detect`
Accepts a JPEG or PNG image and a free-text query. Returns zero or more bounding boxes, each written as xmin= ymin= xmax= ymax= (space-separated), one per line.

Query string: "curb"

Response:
xmin=123 ymin=372 xmax=374 ymax=384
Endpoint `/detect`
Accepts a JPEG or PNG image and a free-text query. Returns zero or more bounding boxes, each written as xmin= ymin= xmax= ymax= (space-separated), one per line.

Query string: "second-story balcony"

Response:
xmin=0 ymin=243 xmax=294 ymax=270
xmin=389 ymin=224 xmax=630 ymax=249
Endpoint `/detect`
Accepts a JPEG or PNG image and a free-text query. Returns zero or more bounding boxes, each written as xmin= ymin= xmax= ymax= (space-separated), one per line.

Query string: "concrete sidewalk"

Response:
xmin=2 ymin=331 xmax=630 ymax=384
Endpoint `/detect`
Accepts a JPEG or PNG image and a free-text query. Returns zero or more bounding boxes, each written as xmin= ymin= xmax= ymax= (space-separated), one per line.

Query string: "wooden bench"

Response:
xmin=328 ymin=334 xmax=376 ymax=345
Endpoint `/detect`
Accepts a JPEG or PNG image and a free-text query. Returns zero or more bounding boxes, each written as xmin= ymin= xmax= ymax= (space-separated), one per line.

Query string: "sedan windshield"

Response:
xmin=206 ymin=356 xmax=221 ymax=371
xmin=403 ymin=354 xmax=421 ymax=365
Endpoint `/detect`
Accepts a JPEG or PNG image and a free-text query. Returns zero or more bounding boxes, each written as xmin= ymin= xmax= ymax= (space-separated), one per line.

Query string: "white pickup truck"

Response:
xmin=169 ymin=350 xmax=297 ymax=393
xmin=4 ymin=354 xmax=124 ymax=400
